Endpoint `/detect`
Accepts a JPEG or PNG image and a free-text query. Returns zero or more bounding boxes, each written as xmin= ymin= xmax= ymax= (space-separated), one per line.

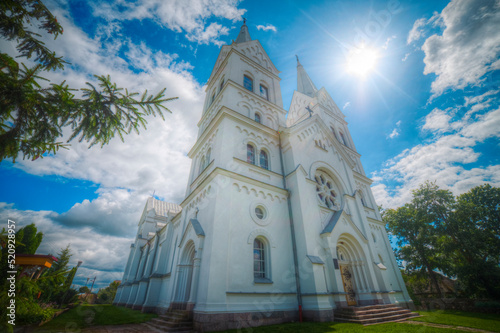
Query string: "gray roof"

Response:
xmin=297 ymin=56 xmax=318 ymax=97
xmin=146 ymin=197 xmax=181 ymax=217
xmin=235 ymin=22 xmax=251 ymax=43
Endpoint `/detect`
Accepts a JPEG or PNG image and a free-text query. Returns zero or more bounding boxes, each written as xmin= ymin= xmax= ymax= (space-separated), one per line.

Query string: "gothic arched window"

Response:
xmin=260 ymin=84 xmax=268 ymax=100
xmin=260 ymin=150 xmax=268 ymax=169
xmin=247 ymin=144 xmax=255 ymax=164
xmin=219 ymin=78 xmax=224 ymax=93
xmin=253 ymin=238 xmax=266 ymax=279
xmin=255 ymin=113 xmax=261 ymax=123
xmin=206 ymin=148 xmax=211 ymax=167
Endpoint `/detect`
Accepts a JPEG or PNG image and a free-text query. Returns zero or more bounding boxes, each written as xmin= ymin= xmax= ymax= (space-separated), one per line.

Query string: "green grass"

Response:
xmin=216 ymin=321 xmax=459 ymax=332
xmin=412 ymin=310 xmax=500 ymax=332
xmin=34 ymin=304 xmax=156 ymax=332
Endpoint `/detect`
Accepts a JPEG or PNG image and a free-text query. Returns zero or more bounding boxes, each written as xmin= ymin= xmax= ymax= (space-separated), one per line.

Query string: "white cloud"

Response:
xmin=343 ymin=102 xmax=351 ymax=110
xmin=382 ymin=35 xmax=396 ymax=50
xmin=407 ymin=17 xmax=427 ymax=44
xmin=91 ymin=0 xmax=246 ymax=46
xmin=256 ymin=24 xmax=277 ymax=32
xmin=387 ymin=120 xmax=401 ymax=139
xmin=373 ymin=93 xmax=500 ymax=209
xmin=421 ymin=0 xmax=500 ymax=96
xmin=1 ymin=1 xmax=208 ymax=287
xmin=0 ymin=203 xmax=130 ymax=289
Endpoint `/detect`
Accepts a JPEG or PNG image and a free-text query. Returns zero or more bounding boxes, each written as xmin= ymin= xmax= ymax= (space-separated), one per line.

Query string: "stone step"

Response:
xmin=150 ymin=318 xmax=193 ymax=327
xmin=335 ymin=312 xmax=419 ymax=325
xmin=159 ymin=314 xmax=188 ymax=321
xmin=335 ymin=308 xmax=413 ymax=320
xmin=142 ymin=323 xmax=195 ymax=333
xmin=336 ymin=304 xmax=399 ymax=312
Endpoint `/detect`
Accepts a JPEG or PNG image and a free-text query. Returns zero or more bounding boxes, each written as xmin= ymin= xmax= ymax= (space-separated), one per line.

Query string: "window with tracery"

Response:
xmin=314 ymin=171 xmax=340 ymax=210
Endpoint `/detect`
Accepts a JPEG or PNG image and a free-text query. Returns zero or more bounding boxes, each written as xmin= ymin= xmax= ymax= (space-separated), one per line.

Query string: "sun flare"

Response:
xmin=346 ymin=45 xmax=378 ymax=76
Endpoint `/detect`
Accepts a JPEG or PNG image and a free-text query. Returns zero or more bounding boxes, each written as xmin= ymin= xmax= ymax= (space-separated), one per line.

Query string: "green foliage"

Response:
xmin=386 ymin=182 xmax=500 ymax=300
xmin=384 ymin=181 xmax=454 ymax=297
xmin=96 ymin=280 xmax=120 ymax=304
xmin=0 ymin=0 xmax=177 ymax=162
xmin=79 ymin=286 xmax=90 ymax=294
xmin=15 ymin=223 xmax=43 ymax=254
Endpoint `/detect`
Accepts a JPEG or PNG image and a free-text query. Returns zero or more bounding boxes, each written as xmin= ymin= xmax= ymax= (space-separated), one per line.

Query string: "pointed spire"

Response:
xmin=296 ymin=55 xmax=318 ymax=97
xmin=235 ymin=18 xmax=251 ymax=43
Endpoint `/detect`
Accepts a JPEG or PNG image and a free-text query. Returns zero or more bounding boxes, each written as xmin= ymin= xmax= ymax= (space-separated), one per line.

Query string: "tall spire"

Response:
xmin=296 ymin=55 xmax=318 ymax=97
xmin=235 ymin=18 xmax=251 ymax=43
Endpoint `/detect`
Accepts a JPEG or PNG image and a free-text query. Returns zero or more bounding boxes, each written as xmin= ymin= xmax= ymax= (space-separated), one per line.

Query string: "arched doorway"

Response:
xmin=173 ymin=241 xmax=195 ymax=309
xmin=336 ymin=235 xmax=370 ymax=306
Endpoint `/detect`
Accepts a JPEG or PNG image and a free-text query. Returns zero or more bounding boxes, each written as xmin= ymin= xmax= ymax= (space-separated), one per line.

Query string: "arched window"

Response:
xmin=247 ymin=144 xmax=255 ymax=164
xmin=199 ymin=156 xmax=206 ymax=173
xmin=253 ymin=238 xmax=266 ymax=279
xmin=244 ymin=75 xmax=253 ymax=91
xmin=219 ymin=78 xmax=224 ymax=93
xmin=339 ymin=131 xmax=347 ymax=146
xmin=206 ymin=148 xmax=211 ymax=167
xmin=255 ymin=112 xmax=261 ymax=123
xmin=211 ymin=92 xmax=215 ymax=105
xmin=260 ymin=84 xmax=268 ymax=100
xmin=260 ymin=150 xmax=268 ymax=169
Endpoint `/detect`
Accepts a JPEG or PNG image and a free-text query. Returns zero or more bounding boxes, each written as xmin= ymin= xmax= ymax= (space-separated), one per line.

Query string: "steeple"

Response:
xmin=235 ymin=18 xmax=251 ymax=43
xmin=296 ymin=55 xmax=318 ymax=97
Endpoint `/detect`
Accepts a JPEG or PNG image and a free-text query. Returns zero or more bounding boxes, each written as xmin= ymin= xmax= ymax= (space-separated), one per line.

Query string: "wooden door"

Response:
xmin=340 ymin=264 xmax=357 ymax=306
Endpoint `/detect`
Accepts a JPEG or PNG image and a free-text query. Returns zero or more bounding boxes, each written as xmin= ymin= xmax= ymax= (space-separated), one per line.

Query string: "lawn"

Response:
xmin=34 ymin=304 xmax=156 ymax=332
xmin=216 ymin=321 xmax=459 ymax=333
xmin=412 ymin=310 xmax=500 ymax=332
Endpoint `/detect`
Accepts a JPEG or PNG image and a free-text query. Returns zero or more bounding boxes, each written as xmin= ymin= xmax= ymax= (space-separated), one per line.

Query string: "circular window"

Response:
xmin=255 ymin=207 xmax=265 ymax=219
xmin=314 ymin=172 xmax=340 ymax=210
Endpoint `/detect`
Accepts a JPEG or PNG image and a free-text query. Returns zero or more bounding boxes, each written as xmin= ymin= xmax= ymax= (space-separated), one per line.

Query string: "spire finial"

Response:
xmin=296 ymin=55 xmax=301 ymax=66
xmin=243 ymin=17 xmax=247 ymax=25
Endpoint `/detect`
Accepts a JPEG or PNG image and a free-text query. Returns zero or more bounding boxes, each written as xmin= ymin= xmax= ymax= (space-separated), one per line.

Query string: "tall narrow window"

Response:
xmin=260 ymin=150 xmax=268 ymax=169
xmin=255 ymin=113 xmax=261 ymax=123
xmin=339 ymin=132 xmax=347 ymax=146
xmin=211 ymin=92 xmax=215 ymax=105
xmin=244 ymin=75 xmax=253 ymax=92
xmin=205 ymin=148 xmax=211 ymax=168
xmin=260 ymin=84 xmax=268 ymax=100
xmin=253 ymin=238 xmax=265 ymax=278
xmin=219 ymin=78 xmax=224 ymax=93
xmin=199 ymin=156 xmax=206 ymax=173
xmin=247 ymin=144 xmax=255 ymax=164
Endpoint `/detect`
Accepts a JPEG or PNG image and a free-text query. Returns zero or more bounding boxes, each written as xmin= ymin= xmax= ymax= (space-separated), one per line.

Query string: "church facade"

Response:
xmin=114 ymin=23 xmax=413 ymax=331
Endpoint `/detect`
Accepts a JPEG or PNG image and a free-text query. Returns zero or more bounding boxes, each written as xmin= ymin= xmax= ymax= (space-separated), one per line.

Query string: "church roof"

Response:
xmin=145 ymin=197 xmax=181 ymax=217
xmin=296 ymin=56 xmax=318 ymax=97
xmin=235 ymin=20 xmax=251 ymax=43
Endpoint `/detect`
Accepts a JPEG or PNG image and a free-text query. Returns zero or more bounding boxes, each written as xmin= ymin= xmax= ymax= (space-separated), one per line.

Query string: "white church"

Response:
xmin=114 ymin=22 xmax=413 ymax=331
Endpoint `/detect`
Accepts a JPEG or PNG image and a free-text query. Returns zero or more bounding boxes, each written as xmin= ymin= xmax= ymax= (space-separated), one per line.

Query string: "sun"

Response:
xmin=346 ymin=45 xmax=379 ymax=77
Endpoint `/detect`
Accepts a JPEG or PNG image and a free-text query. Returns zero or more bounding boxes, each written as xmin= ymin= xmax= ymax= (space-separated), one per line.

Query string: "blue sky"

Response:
xmin=1 ymin=0 xmax=499 ymax=289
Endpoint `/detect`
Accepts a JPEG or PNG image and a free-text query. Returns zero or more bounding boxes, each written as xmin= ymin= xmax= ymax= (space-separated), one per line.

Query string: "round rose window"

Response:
xmin=315 ymin=172 xmax=339 ymax=210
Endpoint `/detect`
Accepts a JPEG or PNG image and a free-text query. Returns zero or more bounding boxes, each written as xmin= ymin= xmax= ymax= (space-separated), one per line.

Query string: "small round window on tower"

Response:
xmin=255 ymin=207 xmax=265 ymax=219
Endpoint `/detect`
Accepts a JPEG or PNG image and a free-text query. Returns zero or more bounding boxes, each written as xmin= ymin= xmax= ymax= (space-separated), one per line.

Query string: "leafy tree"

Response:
xmin=384 ymin=181 xmax=454 ymax=298
xmin=38 ymin=244 xmax=73 ymax=303
xmin=15 ymin=223 xmax=43 ymax=254
xmin=79 ymin=286 xmax=90 ymax=294
xmin=96 ymin=280 xmax=120 ymax=304
xmin=442 ymin=184 xmax=500 ymax=298
xmin=1 ymin=0 xmax=177 ymax=162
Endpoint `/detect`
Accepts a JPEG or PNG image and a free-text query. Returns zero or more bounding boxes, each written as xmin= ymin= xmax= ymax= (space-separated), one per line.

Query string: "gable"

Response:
xmin=233 ymin=40 xmax=279 ymax=75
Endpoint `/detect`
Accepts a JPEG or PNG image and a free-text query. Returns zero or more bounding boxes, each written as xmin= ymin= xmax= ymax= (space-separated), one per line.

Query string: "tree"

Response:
xmin=38 ymin=244 xmax=73 ymax=303
xmin=1 ymin=0 xmax=177 ymax=162
xmin=442 ymin=184 xmax=500 ymax=298
xmin=15 ymin=223 xmax=43 ymax=254
xmin=78 ymin=286 xmax=90 ymax=294
xmin=96 ymin=280 xmax=120 ymax=304
xmin=384 ymin=181 xmax=454 ymax=298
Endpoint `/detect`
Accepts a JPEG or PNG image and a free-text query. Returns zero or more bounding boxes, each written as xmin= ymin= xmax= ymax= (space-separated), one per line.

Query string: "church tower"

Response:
xmin=114 ymin=21 xmax=413 ymax=332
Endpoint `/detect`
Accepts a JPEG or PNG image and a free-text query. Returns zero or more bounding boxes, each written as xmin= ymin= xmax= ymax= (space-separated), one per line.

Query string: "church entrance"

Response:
xmin=340 ymin=264 xmax=357 ymax=306
xmin=172 ymin=242 xmax=195 ymax=310
xmin=336 ymin=235 xmax=370 ymax=307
